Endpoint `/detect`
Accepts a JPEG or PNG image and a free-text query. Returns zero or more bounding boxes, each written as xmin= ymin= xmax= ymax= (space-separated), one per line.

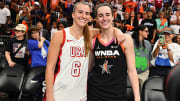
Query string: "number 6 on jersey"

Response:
xmin=71 ymin=61 xmax=81 ymax=77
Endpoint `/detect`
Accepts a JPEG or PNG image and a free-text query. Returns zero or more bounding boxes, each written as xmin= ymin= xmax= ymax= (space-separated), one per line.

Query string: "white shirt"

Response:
xmin=50 ymin=28 xmax=58 ymax=39
xmin=53 ymin=27 xmax=89 ymax=101
xmin=151 ymin=40 xmax=180 ymax=66
xmin=0 ymin=7 xmax=10 ymax=24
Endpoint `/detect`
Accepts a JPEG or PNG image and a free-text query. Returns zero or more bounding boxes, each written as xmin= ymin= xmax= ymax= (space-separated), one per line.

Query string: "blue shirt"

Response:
xmin=27 ymin=39 xmax=49 ymax=68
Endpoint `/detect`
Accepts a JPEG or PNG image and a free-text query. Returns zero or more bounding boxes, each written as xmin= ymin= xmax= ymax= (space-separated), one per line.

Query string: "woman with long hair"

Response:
xmin=125 ymin=11 xmax=139 ymax=35
xmin=132 ymin=25 xmax=152 ymax=88
xmin=44 ymin=2 xmax=92 ymax=101
xmin=88 ymin=3 xmax=140 ymax=101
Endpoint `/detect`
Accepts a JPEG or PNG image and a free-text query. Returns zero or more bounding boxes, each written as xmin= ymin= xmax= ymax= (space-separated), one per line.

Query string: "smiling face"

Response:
xmin=96 ymin=6 xmax=114 ymax=30
xmin=72 ymin=3 xmax=91 ymax=28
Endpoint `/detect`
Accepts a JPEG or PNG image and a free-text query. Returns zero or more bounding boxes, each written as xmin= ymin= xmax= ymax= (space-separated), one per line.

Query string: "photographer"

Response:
xmin=150 ymin=28 xmax=180 ymax=77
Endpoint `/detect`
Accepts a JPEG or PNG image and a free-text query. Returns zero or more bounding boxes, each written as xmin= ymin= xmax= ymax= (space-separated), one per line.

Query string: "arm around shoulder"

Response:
xmin=89 ymin=28 xmax=100 ymax=39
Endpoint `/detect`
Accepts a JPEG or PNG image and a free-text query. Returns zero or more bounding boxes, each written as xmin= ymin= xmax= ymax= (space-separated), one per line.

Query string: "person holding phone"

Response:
xmin=150 ymin=28 xmax=180 ymax=77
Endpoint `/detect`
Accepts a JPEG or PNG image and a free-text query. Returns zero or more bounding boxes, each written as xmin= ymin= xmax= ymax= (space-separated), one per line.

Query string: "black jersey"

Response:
xmin=87 ymin=35 xmax=127 ymax=101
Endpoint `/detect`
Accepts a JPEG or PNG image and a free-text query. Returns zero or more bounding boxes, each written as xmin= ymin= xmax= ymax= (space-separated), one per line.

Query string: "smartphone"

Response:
xmin=159 ymin=35 xmax=165 ymax=44
xmin=159 ymin=35 xmax=167 ymax=49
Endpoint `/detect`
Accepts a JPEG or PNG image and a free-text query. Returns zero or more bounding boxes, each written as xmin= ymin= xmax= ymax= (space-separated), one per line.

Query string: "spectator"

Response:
xmin=122 ymin=11 xmax=130 ymax=23
xmin=60 ymin=0 xmax=74 ymax=26
xmin=125 ymin=11 xmax=138 ymax=35
xmin=36 ymin=21 xmax=50 ymax=41
xmin=170 ymin=3 xmax=180 ymax=34
xmin=121 ymin=11 xmax=130 ymax=32
xmin=175 ymin=34 xmax=180 ymax=45
xmin=116 ymin=0 xmax=124 ymax=20
xmin=155 ymin=11 xmax=169 ymax=37
xmin=5 ymin=24 xmax=29 ymax=72
xmin=132 ymin=25 xmax=152 ymax=88
xmin=150 ymin=28 xmax=180 ymax=77
xmin=17 ymin=6 xmax=31 ymax=25
xmin=50 ymin=6 xmax=64 ymax=24
xmin=111 ymin=0 xmax=118 ymax=7
xmin=155 ymin=0 xmax=163 ymax=13
xmin=141 ymin=9 xmax=157 ymax=44
xmin=138 ymin=11 xmax=148 ymax=24
xmin=25 ymin=0 xmax=34 ymax=13
xmin=27 ymin=26 xmax=49 ymax=68
xmin=113 ymin=6 xmax=121 ymax=20
xmin=10 ymin=0 xmax=20 ymax=24
xmin=50 ymin=21 xmax=58 ymax=39
xmin=138 ymin=1 xmax=149 ymax=14
xmin=58 ymin=20 xmax=68 ymax=30
xmin=124 ymin=0 xmax=137 ymax=14
xmin=114 ymin=18 xmax=121 ymax=29
xmin=0 ymin=1 xmax=11 ymax=35
xmin=30 ymin=2 xmax=45 ymax=25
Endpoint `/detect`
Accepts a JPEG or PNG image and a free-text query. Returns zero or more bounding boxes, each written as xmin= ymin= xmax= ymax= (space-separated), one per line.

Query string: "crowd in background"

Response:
xmin=0 ymin=0 xmax=180 ymax=100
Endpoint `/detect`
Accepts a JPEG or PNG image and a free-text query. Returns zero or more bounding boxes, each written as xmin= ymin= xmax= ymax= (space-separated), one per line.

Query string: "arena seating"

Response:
xmin=142 ymin=76 xmax=166 ymax=101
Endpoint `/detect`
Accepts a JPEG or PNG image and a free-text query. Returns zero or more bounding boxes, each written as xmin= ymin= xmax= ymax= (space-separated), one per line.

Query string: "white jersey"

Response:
xmin=53 ymin=27 xmax=89 ymax=101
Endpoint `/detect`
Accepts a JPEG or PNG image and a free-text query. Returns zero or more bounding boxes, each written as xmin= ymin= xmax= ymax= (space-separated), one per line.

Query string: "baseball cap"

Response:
xmin=34 ymin=2 xmax=39 ymax=6
xmin=160 ymin=29 xmax=174 ymax=35
xmin=14 ymin=24 xmax=26 ymax=32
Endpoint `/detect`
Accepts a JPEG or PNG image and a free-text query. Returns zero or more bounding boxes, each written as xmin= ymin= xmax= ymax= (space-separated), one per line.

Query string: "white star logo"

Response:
xmin=99 ymin=60 xmax=113 ymax=74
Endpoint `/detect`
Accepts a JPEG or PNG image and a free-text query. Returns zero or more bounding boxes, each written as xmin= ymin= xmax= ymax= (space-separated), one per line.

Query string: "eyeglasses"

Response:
xmin=144 ymin=30 xmax=149 ymax=33
xmin=15 ymin=30 xmax=24 ymax=33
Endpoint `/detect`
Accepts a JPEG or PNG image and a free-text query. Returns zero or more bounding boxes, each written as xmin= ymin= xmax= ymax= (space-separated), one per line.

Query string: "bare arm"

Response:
xmin=45 ymin=31 xmax=63 ymax=101
xmin=5 ymin=51 xmax=16 ymax=67
xmin=123 ymin=35 xmax=140 ymax=101
xmin=89 ymin=27 xmax=124 ymax=43
xmin=88 ymin=50 xmax=95 ymax=72
xmin=38 ymin=37 xmax=45 ymax=48
xmin=157 ymin=27 xmax=168 ymax=34
xmin=113 ymin=27 xmax=125 ymax=44
xmin=165 ymin=44 xmax=174 ymax=63
xmin=177 ymin=15 xmax=180 ymax=25
xmin=89 ymin=28 xmax=100 ymax=38
xmin=152 ymin=45 xmax=160 ymax=58
xmin=151 ymin=29 xmax=156 ymax=44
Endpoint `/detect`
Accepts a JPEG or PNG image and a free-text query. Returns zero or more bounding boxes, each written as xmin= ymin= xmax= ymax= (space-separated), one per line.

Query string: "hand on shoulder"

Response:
xmin=122 ymin=34 xmax=133 ymax=48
